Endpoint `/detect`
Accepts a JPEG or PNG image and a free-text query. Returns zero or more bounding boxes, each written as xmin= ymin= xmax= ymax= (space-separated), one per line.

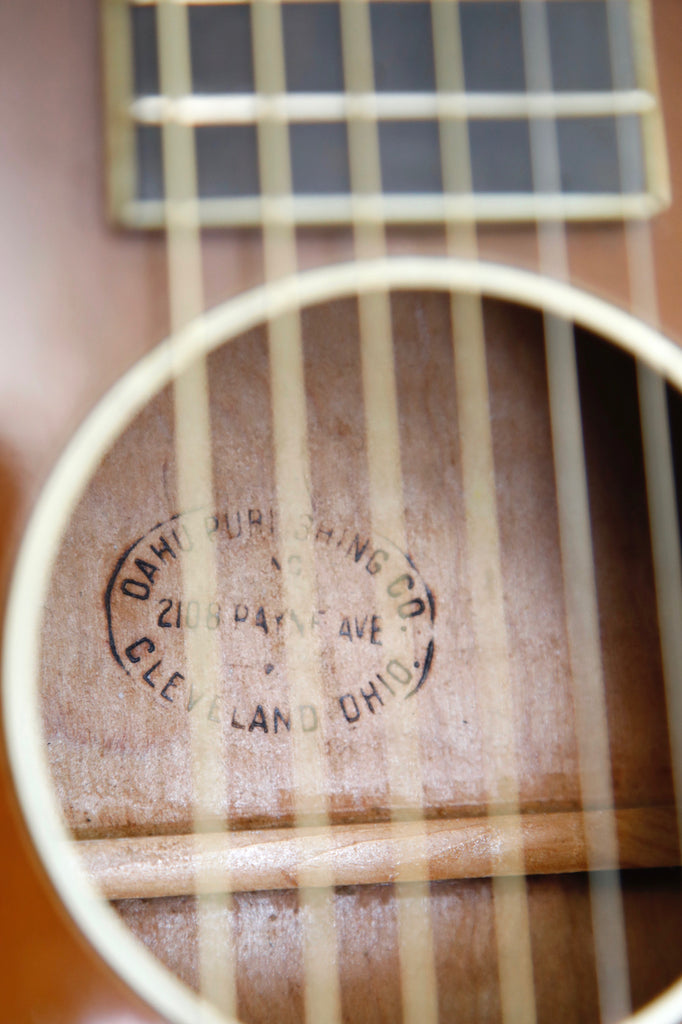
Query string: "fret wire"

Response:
xmin=431 ymin=4 xmax=538 ymax=1023
xmin=521 ymin=1 xmax=632 ymax=1020
xmin=127 ymin=0 xmax=632 ymax=6
xmin=339 ymin=2 xmax=439 ymax=1022
xmin=122 ymin=192 xmax=661 ymax=230
xmin=156 ymin=1 xmax=237 ymax=1020
xmin=250 ymin=3 xmax=343 ymax=1023
xmin=130 ymin=88 xmax=657 ymax=127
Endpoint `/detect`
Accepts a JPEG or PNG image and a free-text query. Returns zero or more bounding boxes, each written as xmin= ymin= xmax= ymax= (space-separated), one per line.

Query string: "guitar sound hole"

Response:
xmin=30 ymin=289 xmax=682 ymax=1023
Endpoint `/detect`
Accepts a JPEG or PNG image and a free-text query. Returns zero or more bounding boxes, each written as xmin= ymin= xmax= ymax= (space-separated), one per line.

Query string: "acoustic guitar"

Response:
xmin=2 ymin=1 xmax=682 ymax=1022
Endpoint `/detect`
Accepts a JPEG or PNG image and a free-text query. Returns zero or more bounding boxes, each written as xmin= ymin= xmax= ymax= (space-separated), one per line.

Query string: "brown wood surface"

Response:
xmin=2 ymin=1 xmax=682 ymax=1023
xmin=39 ymin=295 xmax=675 ymax=832
xmin=113 ymin=870 xmax=682 ymax=1024
xmin=80 ymin=807 xmax=680 ymax=900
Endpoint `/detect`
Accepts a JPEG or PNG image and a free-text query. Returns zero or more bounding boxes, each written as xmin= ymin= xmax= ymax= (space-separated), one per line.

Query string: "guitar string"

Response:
xmin=430 ymin=4 xmax=538 ymax=1024
xmin=572 ymin=0 xmax=682 ymax=1008
xmin=339 ymin=2 xmax=440 ymax=1022
xmin=160 ymin=5 xmax=625 ymax=1024
xmin=156 ymin=1 xmax=237 ymax=1018
xmin=251 ymin=3 xmax=347 ymax=1023
xmin=613 ymin=0 xmax=682 ymax=903
xmin=133 ymin=4 xmax=667 ymax=1019
xmin=157 ymin=1 xmax=440 ymax=1019
xmin=521 ymin=1 xmax=634 ymax=1019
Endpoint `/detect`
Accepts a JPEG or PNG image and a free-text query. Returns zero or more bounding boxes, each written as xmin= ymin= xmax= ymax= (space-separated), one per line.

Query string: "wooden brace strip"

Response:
xmin=76 ymin=806 xmax=680 ymax=901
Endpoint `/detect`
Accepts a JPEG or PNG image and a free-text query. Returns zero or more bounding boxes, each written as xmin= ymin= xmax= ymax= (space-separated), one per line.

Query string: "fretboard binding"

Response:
xmin=130 ymin=88 xmax=656 ymax=126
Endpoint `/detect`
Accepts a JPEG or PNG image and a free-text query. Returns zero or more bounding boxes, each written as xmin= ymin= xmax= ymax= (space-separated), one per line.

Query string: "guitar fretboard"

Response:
xmin=103 ymin=0 xmax=669 ymax=228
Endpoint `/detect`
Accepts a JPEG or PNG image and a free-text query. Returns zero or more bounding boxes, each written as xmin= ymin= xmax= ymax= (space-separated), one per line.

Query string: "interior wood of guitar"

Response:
xmin=36 ymin=290 xmax=682 ymax=1022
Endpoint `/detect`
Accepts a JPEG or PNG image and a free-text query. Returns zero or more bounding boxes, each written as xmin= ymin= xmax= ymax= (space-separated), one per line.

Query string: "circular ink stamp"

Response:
xmin=106 ymin=507 xmax=435 ymax=738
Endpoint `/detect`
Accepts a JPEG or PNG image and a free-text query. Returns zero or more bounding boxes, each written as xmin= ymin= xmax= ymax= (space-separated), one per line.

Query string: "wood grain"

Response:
xmin=114 ymin=871 xmax=682 ymax=1024
xmin=2 ymin=1 xmax=682 ymax=1021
